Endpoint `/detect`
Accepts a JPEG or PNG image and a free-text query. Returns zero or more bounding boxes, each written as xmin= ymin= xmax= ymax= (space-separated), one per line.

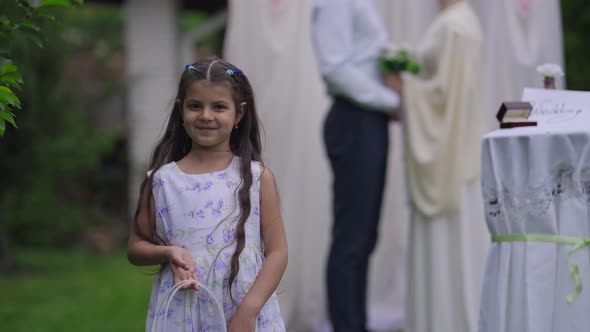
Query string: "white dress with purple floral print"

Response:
xmin=145 ymin=157 xmax=285 ymax=331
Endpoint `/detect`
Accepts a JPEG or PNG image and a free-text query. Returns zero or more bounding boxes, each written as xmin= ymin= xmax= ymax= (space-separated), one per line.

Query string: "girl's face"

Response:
xmin=180 ymin=80 xmax=244 ymax=151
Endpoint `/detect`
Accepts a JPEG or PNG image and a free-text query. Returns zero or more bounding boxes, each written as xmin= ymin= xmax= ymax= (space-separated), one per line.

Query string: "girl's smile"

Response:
xmin=196 ymin=126 xmax=218 ymax=133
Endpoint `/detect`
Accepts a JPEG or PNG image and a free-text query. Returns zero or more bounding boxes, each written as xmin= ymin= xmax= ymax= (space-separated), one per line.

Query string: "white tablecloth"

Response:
xmin=479 ymin=123 xmax=590 ymax=332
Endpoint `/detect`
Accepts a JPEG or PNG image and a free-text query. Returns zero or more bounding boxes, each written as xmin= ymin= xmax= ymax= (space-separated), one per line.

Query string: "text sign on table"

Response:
xmin=522 ymin=88 xmax=590 ymax=126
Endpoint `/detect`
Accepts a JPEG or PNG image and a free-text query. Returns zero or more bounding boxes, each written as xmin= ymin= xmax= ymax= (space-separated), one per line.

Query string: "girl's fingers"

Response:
xmin=172 ymin=261 xmax=191 ymax=271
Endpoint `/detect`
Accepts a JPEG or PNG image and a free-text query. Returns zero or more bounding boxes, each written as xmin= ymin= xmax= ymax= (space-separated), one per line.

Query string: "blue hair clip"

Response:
xmin=226 ymin=67 xmax=243 ymax=77
xmin=185 ymin=64 xmax=196 ymax=71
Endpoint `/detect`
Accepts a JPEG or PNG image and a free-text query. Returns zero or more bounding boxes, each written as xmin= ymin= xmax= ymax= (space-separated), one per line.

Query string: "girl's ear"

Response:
xmin=236 ymin=102 xmax=247 ymax=124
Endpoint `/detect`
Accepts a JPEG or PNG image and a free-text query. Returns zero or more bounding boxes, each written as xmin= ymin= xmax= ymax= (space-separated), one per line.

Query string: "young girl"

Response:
xmin=127 ymin=58 xmax=288 ymax=331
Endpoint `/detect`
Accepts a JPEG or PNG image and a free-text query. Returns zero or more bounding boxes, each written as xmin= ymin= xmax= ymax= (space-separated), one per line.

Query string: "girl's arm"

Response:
xmin=233 ymin=168 xmax=288 ymax=323
xmin=127 ymin=186 xmax=172 ymax=266
xmin=127 ymin=186 xmax=193 ymax=271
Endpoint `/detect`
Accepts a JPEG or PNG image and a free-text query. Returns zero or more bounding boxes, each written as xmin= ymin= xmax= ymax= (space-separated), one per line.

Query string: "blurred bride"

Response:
xmin=386 ymin=0 xmax=489 ymax=331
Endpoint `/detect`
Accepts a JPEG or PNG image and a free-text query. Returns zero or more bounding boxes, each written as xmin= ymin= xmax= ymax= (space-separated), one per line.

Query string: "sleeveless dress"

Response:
xmin=145 ymin=157 xmax=285 ymax=331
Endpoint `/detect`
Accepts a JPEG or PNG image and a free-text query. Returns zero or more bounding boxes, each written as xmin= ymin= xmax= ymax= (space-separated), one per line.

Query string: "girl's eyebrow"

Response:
xmin=184 ymin=99 xmax=229 ymax=103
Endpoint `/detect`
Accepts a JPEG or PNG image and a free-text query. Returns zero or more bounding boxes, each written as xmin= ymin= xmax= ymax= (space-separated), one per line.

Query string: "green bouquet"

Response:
xmin=378 ymin=49 xmax=421 ymax=75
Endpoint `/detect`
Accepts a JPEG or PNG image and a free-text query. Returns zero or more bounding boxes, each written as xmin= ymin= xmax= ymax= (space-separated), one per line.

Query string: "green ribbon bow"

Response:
xmin=492 ymin=234 xmax=590 ymax=304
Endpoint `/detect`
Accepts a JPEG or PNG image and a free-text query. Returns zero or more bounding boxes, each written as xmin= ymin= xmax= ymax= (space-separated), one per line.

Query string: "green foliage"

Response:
xmin=0 ymin=4 xmax=127 ymax=247
xmin=0 ymin=249 xmax=153 ymax=331
xmin=378 ymin=49 xmax=421 ymax=75
xmin=0 ymin=0 xmax=84 ymax=136
xmin=561 ymin=1 xmax=590 ymax=91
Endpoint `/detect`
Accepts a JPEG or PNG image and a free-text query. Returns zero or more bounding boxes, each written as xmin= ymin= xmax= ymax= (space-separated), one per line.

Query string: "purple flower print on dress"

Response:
xmin=211 ymin=209 xmax=222 ymax=218
xmin=188 ymin=209 xmax=205 ymax=220
xmin=223 ymin=228 xmax=236 ymax=243
xmin=202 ymin=181 xmax=214 ymax=191
xmin=204 ymin=200 xmax=214 ymax=209
xmin=186 ymin=182 xmax=202 ymax=192
xmin=198 ymin=291 xmax=212 ymax=304
xmin=206 ymin=234 xmax=215 ymax=245
xmin=253 ymin=206 xmax=260 ymax=216
xmin=214 ymin=257 xmax=226 ymax=271
xmin=173 ymin=295 xmax=183 ymax=307
xmin=223 ymin=301 xmax=235 ymax=316
xmin=257 ymin=313 xmax=273 ymax=328
xmin=197 ymin=266 xmax=207 ymax=281
xmin=186 ymin=181 xmax=213 ymax=192
xmin=186 ymin=317 xmax=193 ymax=327
xmin=156 ymin=206 xmax=170 ymax=218
xmin=217 ymin=172 xmax=228 ymax=180
xmin=233 ymin=287 xmax=246 ymax=303
xmin=226 ymin=180 xmax=237 ymax=189
xmin=166 ymin=308 xmax=174 ymax=319
xmin=152 ymin=177 xmax=165 ymax=190
xmin=160 ymin=280 xmax=173 ymax=294
xmin=211 ymin=199 xmax=224 ymax=218
xmin=200 ymin=323 xmax=216 ymax=332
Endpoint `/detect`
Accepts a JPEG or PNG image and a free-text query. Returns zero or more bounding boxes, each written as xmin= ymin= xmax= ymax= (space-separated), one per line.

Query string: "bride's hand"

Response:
xmin=384 ymin=73 xmax=404 ymax=93
xmin=385 ymin=42 xmax=398 ymax=52
xmin=390 ymin=109 xmax=402 ymax=122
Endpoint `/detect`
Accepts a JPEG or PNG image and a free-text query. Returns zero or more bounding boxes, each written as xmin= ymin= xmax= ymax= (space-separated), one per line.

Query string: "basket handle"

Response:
xmin=150 ymin=279 xmax=227 ymax=332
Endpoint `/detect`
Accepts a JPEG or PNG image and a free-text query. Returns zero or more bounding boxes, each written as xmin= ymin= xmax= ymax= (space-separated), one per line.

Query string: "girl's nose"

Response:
xmin=199 ymin=107 xmax=214 ymax=121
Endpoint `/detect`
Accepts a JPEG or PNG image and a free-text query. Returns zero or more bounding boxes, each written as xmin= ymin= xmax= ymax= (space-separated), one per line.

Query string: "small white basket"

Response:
xmin=150 ymin=280 xmax=227 ymax=332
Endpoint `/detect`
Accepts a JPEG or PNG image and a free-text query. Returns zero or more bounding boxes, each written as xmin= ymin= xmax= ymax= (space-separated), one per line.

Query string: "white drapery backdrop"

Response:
xmin=223 ymin=0 xmax=563 ymax=331
xmin=469 ymin=0 xmax=564 ymax=129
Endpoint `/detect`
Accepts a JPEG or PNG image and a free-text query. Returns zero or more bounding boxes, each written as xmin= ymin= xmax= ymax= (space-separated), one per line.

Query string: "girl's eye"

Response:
xmin=187 ymin=103 xmax=200 ymax=109
xmin=214 ymin=104 xmax=227 ymax=111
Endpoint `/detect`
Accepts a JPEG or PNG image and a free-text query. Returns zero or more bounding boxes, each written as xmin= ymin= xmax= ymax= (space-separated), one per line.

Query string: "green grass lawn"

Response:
xmin=0 ymin=248 xmax=156 ymax=331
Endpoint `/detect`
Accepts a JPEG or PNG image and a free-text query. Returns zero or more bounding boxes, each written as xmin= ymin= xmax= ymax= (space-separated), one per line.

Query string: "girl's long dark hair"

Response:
xmin=132 ymin=57 xmax=262 ymax=302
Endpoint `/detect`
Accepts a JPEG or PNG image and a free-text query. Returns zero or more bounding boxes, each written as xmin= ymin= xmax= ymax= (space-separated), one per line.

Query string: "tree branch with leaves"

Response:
xmin=0 ymin=0 xmax=83 ymax=137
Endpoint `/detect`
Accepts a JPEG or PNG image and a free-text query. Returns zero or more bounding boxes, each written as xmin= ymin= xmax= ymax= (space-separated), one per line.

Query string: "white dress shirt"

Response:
xmin=311 ymin=0 xmax=400 ymax=113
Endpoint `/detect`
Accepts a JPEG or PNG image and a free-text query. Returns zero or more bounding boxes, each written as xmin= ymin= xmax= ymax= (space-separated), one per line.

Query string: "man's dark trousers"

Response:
xmin=324 ymin=98 xmax=389 ymax=332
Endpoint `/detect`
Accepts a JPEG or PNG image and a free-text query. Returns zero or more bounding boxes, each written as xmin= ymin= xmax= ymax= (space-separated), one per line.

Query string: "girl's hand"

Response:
xmin=228 ymin=311 xmax=256 ymax=332
xmin=167 ymin=246 xmax=199 ymax=291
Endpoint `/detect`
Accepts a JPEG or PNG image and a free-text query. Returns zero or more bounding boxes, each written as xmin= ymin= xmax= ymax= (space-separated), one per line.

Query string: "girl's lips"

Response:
xmin=196 ymin=127 xmax=217 ymax=134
